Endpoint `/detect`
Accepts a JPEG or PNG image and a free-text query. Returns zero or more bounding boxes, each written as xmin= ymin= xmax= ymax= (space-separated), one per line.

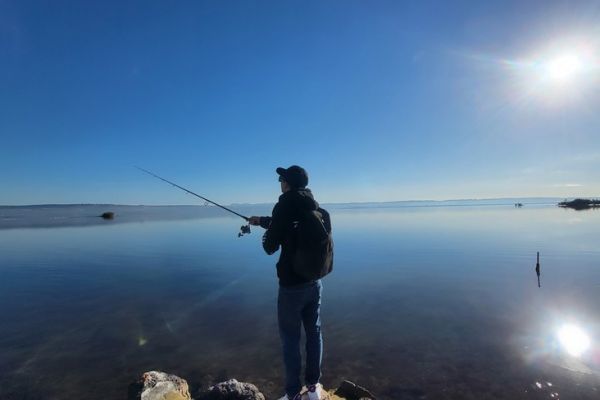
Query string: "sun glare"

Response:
xmin=545 ymin=54 xmax=583 ymax=82
xmin=557 ymin=324 xmax=591 ymax=357
xmin=494 ymin=35 xmax=599 ymax=106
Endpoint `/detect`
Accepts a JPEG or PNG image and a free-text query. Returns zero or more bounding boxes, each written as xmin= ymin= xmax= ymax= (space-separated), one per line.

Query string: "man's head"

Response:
xmin=276 ymin=165 xmax=308 ymax=193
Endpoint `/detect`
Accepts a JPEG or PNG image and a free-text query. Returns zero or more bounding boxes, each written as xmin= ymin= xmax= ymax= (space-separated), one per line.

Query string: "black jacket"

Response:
xmin=259 ymin=188 xmax=329 ymax=287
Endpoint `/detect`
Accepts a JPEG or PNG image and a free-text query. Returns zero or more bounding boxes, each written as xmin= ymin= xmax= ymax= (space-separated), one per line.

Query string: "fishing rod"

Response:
xmin=136 ymin=166 xmax=252 ymax=237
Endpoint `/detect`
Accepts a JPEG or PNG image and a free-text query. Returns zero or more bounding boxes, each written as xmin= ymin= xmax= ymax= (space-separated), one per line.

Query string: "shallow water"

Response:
xmin=1 ymin=205 xmax=599 ymax=399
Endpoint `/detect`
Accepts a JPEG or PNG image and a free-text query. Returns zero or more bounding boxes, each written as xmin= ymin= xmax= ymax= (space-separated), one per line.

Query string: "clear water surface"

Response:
xmin=1 ymin=205 xmax=599 ymax=399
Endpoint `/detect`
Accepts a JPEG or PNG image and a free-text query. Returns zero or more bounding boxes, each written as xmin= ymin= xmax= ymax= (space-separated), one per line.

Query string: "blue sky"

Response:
xmin=1 ymin=1 xmax=599 ymax=205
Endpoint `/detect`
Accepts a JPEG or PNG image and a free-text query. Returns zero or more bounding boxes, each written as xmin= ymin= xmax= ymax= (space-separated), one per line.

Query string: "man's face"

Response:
xmin=279 ymin=176 xmax=290 ymax=193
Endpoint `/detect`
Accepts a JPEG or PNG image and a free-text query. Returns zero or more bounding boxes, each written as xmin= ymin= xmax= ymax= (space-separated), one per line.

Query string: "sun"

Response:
xmin=514 ymin=37 xmax=599 ymax=105
xmin=544 ymin=54 xmax=583 ymax=83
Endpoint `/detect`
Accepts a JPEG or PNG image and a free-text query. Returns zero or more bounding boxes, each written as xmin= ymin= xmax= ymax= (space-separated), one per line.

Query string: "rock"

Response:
xmin=197 ymin=379 xmax=265 ymax=400
xmin=101 ymin=211 xmax=115 ymax=219
xmin=300 ymin=387 xmax=335 ymax=400
xmin=334 ymin=380 xmax=376 ymax=400
xmin=129 ymin=371 xmax=191 ymax=400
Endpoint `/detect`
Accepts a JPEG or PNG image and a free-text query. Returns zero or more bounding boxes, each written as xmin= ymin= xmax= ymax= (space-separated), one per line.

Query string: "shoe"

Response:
xmin=307 ymin=383 xmax=325 ymax=400
xmin=277 ymin=394 xmax=302 ymax=400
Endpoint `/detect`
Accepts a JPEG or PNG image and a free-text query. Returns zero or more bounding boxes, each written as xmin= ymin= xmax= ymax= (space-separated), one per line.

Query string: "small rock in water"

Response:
xmin=101 ymin=211 xmax=115 ymax=219
xmin=197 ymin=379 xmax=265 ymax=400
xmin=128 ymin=371 xmax=191 ymax=400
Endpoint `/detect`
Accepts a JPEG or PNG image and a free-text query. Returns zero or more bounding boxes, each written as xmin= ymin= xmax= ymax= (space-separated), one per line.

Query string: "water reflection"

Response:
xmin=536 ymin=251 xmax=541 ymax=288
xmin=521 ymin=312 xmax=599 ymax=382
xmin=557 ymin=324 xmax=591 ymax=357
xmin=530 ymin=381 xmax=560 ymax=399
xmin=1 ymin=206 xmax=600 ymax=399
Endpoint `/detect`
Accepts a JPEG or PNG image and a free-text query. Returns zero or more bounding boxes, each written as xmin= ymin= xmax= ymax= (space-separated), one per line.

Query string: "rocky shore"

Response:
xmin=128 ymin=371 xmax=376 ymax=400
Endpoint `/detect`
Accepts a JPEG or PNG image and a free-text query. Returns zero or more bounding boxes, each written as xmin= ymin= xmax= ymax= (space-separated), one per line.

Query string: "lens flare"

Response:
xmin=557 ymin=324 xmax=590 ymax=357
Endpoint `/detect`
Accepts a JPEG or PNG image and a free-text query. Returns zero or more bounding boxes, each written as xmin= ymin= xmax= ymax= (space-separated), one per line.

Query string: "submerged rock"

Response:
xmin=128 ymin=371 xmax=191 ymax=400
xmin=197 ymin=379 xmax=265 ymax=400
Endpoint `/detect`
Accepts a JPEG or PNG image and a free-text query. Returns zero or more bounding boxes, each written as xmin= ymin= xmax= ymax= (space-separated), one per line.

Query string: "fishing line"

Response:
xmin=136 ymin=166 xmax=251 ymax=236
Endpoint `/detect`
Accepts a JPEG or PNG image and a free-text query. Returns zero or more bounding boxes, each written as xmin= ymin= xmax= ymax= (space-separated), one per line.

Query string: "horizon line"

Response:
xmin=1 ymin=195 xmax=592 ymax=208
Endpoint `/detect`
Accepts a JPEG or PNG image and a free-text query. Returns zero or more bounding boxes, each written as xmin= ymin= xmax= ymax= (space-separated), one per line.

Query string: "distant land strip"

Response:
xmin=0 ymin=198 xmax=569 ymax=230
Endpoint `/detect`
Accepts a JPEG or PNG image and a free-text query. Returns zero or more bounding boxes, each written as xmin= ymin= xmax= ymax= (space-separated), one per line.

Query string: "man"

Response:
xmin=249 ymin=165 xmax=329 ymax=400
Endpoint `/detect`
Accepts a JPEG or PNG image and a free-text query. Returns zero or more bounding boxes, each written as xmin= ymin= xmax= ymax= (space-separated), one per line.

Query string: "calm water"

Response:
xmin=1 ymin=205 xmax=599 ymax=399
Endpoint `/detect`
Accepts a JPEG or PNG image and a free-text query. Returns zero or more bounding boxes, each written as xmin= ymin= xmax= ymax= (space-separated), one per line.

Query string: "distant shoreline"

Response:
xmin=0 ymin=197 xmax=567 ymax=209
xmin=0 ymin=198 xmax=565 ymax=230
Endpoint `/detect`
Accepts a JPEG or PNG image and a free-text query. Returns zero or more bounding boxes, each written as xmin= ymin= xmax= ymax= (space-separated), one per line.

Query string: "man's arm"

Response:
xmin=261 ymin=203 xmax=288 ymax=255
xmin=248 ymin=216 xmax=271 ymax=229
xmin=248 ymin=204 xmax=287 ymax=255
xmin=259 ymin=216 xmax=272 ymax=229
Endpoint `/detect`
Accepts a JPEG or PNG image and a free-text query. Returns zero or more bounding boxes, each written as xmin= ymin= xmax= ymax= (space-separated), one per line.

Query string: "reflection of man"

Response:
xmin=249 ymin=165 xmax=326 ymax=400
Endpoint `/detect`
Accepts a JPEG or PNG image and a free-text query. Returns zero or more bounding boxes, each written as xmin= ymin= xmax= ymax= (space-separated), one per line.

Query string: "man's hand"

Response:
xmin=248 ymin=216 xmax=261 ymax=226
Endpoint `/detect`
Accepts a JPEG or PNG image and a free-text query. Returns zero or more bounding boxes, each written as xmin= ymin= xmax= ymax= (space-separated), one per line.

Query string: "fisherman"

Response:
xmin=249 ymin=165 xmax=329 ymax=400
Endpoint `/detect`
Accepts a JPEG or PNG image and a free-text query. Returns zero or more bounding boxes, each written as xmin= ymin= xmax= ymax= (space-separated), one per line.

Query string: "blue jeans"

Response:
xmin=278 ymin=280 xmax=323 ymax=398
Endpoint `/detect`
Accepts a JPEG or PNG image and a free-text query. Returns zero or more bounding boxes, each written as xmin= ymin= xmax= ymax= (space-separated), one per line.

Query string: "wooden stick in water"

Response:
xmin=535 ymin=252 xmax=541 ymax=288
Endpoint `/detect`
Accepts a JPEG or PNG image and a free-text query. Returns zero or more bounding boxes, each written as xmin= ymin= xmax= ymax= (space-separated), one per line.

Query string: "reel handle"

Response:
xmin=238 ymin=224 xmax=251 ymax=237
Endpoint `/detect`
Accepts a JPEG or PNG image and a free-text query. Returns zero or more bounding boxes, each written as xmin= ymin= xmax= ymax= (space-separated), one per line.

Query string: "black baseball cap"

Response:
xmin=276 ymin=165 xmax=309 ymax=189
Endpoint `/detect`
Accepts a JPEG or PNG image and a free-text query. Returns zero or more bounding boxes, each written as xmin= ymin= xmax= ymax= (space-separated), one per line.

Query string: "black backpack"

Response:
xmin=292 ymin=207 xmax=334 ymax=280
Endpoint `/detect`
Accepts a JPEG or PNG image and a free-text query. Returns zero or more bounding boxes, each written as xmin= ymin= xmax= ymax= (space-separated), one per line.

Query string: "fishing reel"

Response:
xmin=238 ymin=224 xmax=251 ymax=237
